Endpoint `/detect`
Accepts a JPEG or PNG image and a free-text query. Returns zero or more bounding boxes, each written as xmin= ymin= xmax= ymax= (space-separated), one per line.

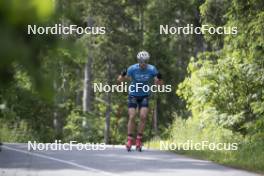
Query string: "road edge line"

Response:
xmin=2 ymin=145 xmax=120 ymax=176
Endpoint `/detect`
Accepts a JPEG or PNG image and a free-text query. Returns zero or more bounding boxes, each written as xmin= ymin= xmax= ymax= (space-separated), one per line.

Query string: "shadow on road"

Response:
xmin=0 ymin=144 xmax=243 ymax=174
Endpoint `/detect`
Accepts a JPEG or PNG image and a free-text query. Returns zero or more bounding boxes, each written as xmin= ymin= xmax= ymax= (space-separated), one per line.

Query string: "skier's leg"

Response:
xmin=136 ymin=107 xmax=148 ymax=151
xmin=127 ymin=107 xmax=136 ymax=151
xmin=128 ymin=108 xmax=136 ymax=135
xmin=137 ymin=107 xmax=148 ymax=135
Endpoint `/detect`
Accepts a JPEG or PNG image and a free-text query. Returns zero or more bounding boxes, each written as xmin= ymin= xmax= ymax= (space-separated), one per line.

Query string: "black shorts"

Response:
xmin=128 ymin=95 xmax=149 ymax=109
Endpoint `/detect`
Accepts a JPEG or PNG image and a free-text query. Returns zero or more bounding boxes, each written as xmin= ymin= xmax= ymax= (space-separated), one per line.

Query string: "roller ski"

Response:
xmin=126 ymin=136 xmax=133 ymax=152
xmin=135 ymin=135 xmax=143 ymax=152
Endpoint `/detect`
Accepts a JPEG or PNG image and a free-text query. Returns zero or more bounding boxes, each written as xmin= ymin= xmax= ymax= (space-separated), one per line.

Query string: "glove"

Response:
xmin=157 ymin=72 xmax=162 ymax=79
xmin=121 ymin=68 xmax=127 ymax=77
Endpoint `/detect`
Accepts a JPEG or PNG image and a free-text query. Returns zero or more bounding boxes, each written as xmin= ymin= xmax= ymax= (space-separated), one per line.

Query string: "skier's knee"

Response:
xmin=129 ymin=114 xmax=136 ymax=120
xmin=140 ymin=114 xmax=147 ymax=121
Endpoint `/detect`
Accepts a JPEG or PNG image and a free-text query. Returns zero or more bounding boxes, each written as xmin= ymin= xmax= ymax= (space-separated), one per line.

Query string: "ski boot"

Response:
xmin=126 ymin=136 xmax=133 ymax=152
xmin=136 ymin=135 xmax=143 ymax=152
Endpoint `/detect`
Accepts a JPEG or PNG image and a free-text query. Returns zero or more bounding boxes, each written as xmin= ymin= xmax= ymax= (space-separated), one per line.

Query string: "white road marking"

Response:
xmin=2 ymin=145 xmax=120 ymax=176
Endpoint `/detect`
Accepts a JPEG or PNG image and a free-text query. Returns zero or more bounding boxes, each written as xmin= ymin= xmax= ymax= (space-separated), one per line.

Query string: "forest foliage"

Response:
xmin=0 ymin=0 xmax=263 ymax=161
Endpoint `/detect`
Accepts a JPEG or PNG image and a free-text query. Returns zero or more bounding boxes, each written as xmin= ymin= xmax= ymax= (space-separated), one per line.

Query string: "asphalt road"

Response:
xmin=0 ymin=144 xmax=261 ymax=176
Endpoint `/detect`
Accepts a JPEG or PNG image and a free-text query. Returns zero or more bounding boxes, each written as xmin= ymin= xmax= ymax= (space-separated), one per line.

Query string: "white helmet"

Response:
xmin=137 ymin=51 xmax=150 ymax=63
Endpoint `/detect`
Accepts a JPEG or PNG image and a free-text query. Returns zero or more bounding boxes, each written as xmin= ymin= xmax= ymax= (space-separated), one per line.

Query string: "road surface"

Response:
xmin=0 ymin=144 xmax=261 ymax=176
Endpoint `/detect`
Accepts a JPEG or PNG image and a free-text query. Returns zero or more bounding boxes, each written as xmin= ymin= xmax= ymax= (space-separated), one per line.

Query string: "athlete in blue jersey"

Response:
xmin=117 ymin=51 xmax=163 ymax=151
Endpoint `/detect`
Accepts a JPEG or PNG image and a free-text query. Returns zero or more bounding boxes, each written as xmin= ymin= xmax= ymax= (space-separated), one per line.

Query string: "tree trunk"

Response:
xmin=83 ymin=17 xmax=94 ymax=113
xmin=193 ymin=5 xmax=206 ymax=56
xmin=53 ymin=64 xmax=67 ymax=139
xmin=104 ymin=92 xmax=111 ymax=144
xmin=153 ymin=97 xmax=159 ymax=136
xmin=104 ymin=57 xmax=112 ymax=144
xmin=76 ymin=68 xmax=82 ymax=106
xmin=83 ymin=59 xmax=93 ymax=112
xmin=138 ymin=3 xmax=144 ymax=47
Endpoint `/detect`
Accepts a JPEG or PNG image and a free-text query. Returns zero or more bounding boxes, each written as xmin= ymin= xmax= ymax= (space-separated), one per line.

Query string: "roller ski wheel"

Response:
xmin=136 ymin=145 xmax=142 ymax=152
xmin=136 ymin=136 xmax=143 ymax=152
xmin=126 ymin=145 xmax=132 ymax=152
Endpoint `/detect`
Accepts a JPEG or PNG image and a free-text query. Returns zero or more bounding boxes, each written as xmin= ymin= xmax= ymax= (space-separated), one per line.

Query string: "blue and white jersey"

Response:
xmin=127 ymin=63 xmax=158 ymax=96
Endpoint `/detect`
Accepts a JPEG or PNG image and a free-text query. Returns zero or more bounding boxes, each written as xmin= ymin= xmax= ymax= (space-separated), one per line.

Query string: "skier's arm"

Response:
xmin=117 ymin=68 xmax=130 ymax=82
